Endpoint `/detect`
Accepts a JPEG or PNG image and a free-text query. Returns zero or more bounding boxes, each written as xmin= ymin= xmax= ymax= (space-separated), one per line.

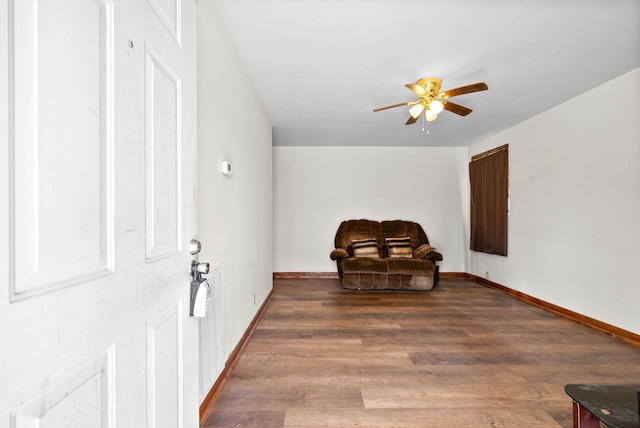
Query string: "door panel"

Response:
xmin=10 ymin=0 xmax=114 ymax=299
xmin=147 ymin=302 xmax=183 ymax=427
xmin=0 ymin=0 xmax=198 ymax=426
xmin=145 ymin=45 xmax=182 ymax=262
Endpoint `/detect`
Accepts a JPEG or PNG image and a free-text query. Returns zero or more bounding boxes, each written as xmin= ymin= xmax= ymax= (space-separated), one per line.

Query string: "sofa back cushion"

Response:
xmin=334 ymin=219 xmax=431 ymax=258
xmin=381 ymin=220 xmax=429 ymax=248
xmin=334 ymin=219 xmax=384 ymax=251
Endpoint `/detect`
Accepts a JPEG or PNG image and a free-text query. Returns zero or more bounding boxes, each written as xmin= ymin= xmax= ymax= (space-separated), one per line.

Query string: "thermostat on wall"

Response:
xmin=221 ymin=160 xmax=233 ymax=176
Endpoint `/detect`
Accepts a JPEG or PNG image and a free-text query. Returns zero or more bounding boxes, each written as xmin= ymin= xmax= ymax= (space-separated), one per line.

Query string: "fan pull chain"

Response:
xmin=422 ymin=113 xmax=430 ymax=134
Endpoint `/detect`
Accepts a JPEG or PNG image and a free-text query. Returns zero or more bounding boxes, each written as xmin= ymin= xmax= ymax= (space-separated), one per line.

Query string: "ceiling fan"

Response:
xmin=373 ymin=77 xmax=488 ymax=125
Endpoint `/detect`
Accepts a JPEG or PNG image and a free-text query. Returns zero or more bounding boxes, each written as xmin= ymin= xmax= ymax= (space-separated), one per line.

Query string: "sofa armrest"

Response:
xmin=427 ymin=250 xmax=443 ymax=262
xmin=413 ymin=244 xmax=443 ymax=262
xmin=330 ymin=248 xmax=349 ymax=260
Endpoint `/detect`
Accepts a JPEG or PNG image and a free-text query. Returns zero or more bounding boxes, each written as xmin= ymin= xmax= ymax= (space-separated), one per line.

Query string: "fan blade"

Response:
xmin=443 ymin=101 xmax=473 ymax=116
xmin=443 ymin=82 xmax=488 ymax=98
xmin=405 ymin=115 xmax=419 ymax=125
xmin=373 ymin=101 xmax=411 ymax=112
xmin=405 ymin=83 xmax=427 ymax=96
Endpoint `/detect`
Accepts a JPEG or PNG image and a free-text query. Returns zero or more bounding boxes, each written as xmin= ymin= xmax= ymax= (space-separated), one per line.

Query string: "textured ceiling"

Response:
xmin=211 ymin=0 xmax=640 ymax=147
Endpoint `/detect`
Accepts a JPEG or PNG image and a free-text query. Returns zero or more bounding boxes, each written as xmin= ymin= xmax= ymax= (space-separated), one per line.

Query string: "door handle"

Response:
xmin=189 ymin=239 xmax=211 ymax=317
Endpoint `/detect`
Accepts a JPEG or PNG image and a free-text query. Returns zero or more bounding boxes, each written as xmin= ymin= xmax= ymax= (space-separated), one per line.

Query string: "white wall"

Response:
xmin=273 ymin=146 xmax=468 ymax=273
xmin=468 ymin=68 xmax=640 ymax=335
xmin=197 ymin=3 xmax=273 ymax=358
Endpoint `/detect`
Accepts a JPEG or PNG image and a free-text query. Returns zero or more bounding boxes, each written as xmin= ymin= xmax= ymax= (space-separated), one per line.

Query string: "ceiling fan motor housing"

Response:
xmin=417 ymin=77 xmax=444 ymax=101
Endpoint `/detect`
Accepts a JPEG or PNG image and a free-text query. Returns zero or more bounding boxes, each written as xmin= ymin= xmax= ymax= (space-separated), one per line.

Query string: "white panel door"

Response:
xmin=0 ymin=0 xmax=199 ymax=427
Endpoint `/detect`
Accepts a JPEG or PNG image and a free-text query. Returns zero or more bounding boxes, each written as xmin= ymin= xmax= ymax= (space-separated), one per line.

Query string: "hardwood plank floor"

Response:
xmin=203 ymin=278 xmax=640 ymax=427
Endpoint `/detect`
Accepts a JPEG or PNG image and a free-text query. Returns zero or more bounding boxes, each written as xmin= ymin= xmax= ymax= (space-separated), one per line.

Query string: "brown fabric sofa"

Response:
xmin=330 ymin=219 xmax=443 ymax=291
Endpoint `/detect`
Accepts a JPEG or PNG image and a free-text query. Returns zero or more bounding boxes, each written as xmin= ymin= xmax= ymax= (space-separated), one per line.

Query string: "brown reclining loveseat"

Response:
xmin=330 ymin=219 xmax=443 ymax=290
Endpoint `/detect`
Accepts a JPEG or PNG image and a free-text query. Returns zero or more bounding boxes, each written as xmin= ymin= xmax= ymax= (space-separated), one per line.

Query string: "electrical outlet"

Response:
xmin=485 ymin=271 xmax=490 ymax=280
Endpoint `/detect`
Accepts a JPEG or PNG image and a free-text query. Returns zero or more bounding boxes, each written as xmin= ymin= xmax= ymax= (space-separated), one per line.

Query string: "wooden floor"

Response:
xmin=203 ymin=278 xmax=640 ymax=427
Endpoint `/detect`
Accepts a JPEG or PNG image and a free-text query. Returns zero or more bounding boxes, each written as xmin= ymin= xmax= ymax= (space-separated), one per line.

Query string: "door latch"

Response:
xmin=189 ymin=239 xmax=211 ymax=317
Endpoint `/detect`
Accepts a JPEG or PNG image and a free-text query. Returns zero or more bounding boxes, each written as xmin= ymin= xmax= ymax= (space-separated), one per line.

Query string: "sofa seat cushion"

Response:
xmin=341 ymin=257 xmax=388 ymax=274
xmin=387 ymin=258 xmax=435 ymax=276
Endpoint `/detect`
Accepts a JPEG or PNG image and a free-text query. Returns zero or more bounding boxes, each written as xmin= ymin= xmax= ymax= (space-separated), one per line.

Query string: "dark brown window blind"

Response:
xmin=469 ymin=144 xmax=509 ymax=256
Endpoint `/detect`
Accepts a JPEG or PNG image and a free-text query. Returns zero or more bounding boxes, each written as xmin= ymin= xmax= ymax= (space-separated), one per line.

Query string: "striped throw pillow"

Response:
xmin=352 ymin=238 xmax=380 ymax=258
xmin=386 ymin=237 xmax=413 ymax=258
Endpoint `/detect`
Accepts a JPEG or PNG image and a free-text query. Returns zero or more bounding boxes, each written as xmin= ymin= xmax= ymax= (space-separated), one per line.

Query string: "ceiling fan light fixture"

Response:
xmin=409 ymin=103 xmax=425 ymax=119
xmin=372 ymin=77 xmax=488 ymax=126
xmin=429 ymin=100 xmax=444 ymax=114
